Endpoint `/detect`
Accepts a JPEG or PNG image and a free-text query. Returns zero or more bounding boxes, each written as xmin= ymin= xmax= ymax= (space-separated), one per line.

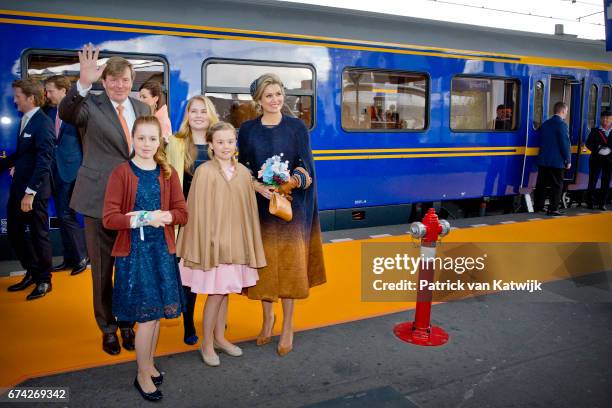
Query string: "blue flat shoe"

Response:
xmin=184 ymin=334 xmax=199 ymax=345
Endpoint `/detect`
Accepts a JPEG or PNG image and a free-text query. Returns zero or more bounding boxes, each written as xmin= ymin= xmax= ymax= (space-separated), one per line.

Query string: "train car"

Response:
xmin=0 ymin=0 xmax=610 ymax=253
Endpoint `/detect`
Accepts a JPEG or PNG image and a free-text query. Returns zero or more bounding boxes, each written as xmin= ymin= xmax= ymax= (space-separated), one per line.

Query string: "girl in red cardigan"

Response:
xmin=103 ymin=116 xmax=187 ymax=402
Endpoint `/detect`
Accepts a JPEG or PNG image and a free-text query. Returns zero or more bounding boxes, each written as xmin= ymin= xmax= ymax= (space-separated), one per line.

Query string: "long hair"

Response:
xmin=174 ymin=95 xmax=219 ymax=174
xmin=251 ymin=73 xmax=286 ymax=115
xmin=132 ymin=115 xmax=172 ymax=179
xmin=206 ymin=121 xmax=237 ymax=162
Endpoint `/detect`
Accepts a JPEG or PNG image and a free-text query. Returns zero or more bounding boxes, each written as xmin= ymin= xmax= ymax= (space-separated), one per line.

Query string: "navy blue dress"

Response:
xmin=182 ymin=144 xmax=209 ymax=199
xmin=238 ymin=115 xmax=326 ymax=301
xmin=113 ymin=161 xmax=186 ymax=323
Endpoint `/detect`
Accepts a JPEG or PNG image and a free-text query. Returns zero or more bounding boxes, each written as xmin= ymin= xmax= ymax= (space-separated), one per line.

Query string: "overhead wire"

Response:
xmin=426 ymin=0 xmax=604 ymax=26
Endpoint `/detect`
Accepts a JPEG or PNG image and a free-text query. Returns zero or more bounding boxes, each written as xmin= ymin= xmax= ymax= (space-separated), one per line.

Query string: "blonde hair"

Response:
xmin=251 ymin=73 xmax=285 ymax=115
xmin=174 ymin=95 xmax=219 ymax=174
xmin=206 ymin=121 xmax=237 ymax=161
xmin=132 ymin=116 xmax=172 ymax=179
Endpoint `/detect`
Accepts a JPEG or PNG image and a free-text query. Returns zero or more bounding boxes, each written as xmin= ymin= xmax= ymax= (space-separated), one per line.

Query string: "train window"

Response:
xmin=587 ymin=84 xmax=598 ymax=129
xmin=450 ymin=76 xmax=519 ymax=131
xmin=533 ymin=81 xmax=544 ymax=129
xmin=203 ymin=60 xmax=314 ymax=129
xmin=602 ymin=85 xmax=611 ymax=112
xmin=23 ymin=50 xmax=169 ymax=104
xmin=341 ymin=68 xmax=428 ymax=131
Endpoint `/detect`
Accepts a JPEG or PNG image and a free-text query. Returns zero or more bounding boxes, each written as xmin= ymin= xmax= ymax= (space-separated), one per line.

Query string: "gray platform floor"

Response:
xmin=8 ymin=270 xmax=612 ymax=408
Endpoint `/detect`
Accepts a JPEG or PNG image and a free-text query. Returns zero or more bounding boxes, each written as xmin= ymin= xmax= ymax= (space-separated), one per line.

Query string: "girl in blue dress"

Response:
xmin=103 ymin=116 xmax=188 ymax=402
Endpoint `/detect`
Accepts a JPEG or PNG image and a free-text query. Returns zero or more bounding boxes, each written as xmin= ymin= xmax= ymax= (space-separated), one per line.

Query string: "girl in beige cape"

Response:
xmin=176 ymin=122 xmax=266 ymax=366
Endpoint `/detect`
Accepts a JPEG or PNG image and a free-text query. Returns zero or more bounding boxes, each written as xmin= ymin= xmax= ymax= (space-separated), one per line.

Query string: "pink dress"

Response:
xmin=179 ymin=165 xmax=259 ymax=294
xmin=155 ymin=105 xmax=173 ymax=143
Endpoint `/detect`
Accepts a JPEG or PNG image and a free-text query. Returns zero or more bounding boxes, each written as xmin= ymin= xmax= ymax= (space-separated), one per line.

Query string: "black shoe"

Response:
xmin=7 ymin=274 xmax=35 ymax=292
xmin=26 ymin=282 xmax=52 ymax=300
xmin=52 ymin=262 xmax=68 ymax=272
xmin=134 ymin=377 xmax=163 ymax=402
xmin=599 ymin=205 xmax=608 ymax=211
xmin=120 ymin=328 xmax=135 ymax=351
xmin=547 ymin=210 xmax=564 ymax=217
xmin=70 ymin=258 xmax=89 ymax=276
xmin=151 ymin=365 xmax=163 ymax=386
xmin=585 ymin=202 xmax=594 ymax=209
xmin=102 ymin=332 xmax=121 ymax=355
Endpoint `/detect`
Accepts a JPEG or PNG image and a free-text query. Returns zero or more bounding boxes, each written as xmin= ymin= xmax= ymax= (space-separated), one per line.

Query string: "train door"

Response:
xmin=549 ymin=77 xmax=583 ymax=182
xmin=521 ymin=74 xmax=548 ymax=189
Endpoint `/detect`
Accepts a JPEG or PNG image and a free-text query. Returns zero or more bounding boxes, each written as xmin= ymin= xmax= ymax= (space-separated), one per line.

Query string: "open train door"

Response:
xmin=550 ymin=76 xmax=584 ymax=182
xmin=520 ymin=74 xmax=549 ymax=190
xmin=521 ymin=75 xmax=584 ymax=191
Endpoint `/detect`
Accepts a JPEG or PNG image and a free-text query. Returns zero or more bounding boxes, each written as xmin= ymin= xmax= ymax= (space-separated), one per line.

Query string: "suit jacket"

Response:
xmin=585 ymin=127 xmax=611 ymax=164
xmin=0 ymin=109 xmax=55 ymax=200
xmin=45 ymin=106 xmax=83 ymax=183
xmin=59 ymin=84 xmax=151 ymax=218
xmin=536 ymin=115 xmax=571 ymax=169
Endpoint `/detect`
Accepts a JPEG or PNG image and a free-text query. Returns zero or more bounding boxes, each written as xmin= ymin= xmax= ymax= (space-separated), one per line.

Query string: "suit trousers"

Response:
xmin=6 ymin=192 xmax=52 ymax=283
xmin=83 ymin=216 xmax=134 ymax=334
xmin=587 ymin=157 xmax=611 ymax=206
xmin=534 ymin=166 xmax=564 ymax=212
xmin=53 ymin=176 xmax=87 ymax=264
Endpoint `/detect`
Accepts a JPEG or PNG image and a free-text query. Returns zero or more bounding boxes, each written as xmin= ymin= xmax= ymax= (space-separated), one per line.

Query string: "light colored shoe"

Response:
xmin=277 ymin=343 xmax=293 ymax=357
xmin=256 ymin=314 xmax=276 ymax=346
xmin=277 ymin=330 xmax=294 ymax=357
xmin=199 ymin=345 xmax=220 ymax=366
xmin=213 ymin=340 xmax=243 ymax=357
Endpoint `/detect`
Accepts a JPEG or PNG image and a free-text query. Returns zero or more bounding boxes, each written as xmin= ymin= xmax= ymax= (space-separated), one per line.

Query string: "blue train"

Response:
xmin=0 ymin=0 xmax=611 ymax=244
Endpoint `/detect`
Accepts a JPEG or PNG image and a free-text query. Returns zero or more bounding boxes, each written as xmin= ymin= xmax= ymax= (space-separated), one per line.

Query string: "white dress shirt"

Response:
xmin=22 ymin=107 xmax=41 ymax=196
xmin=77 ymin=80 xmax=136 ymax=132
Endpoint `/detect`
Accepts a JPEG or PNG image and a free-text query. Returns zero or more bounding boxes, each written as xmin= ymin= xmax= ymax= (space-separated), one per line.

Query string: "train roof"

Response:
xmin=1 ymin=0 xmax=610 ymax=66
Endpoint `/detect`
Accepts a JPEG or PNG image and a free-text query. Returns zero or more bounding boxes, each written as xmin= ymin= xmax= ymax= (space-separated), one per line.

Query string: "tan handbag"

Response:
xmin=269 ymin=192 xmax=293 ymax=222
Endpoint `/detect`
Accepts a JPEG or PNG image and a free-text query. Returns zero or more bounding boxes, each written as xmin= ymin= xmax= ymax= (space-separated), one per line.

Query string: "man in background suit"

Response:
xmin=0 ymin=79 xmax=55 ymax=300
xmin=44 ymin=75 xmax=89 ymax=275
xmin=59 ymin=44 xmax=151 ymax=355
xmin=585 ymin=109 xmax=612 ymax=210
xmin=534 ymin=101 xmax=571 ymax=216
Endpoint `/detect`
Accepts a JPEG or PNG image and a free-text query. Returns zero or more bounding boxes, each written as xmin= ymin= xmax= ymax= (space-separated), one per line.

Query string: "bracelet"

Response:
xmin=130 ymin=211 xmax=152 ymax=229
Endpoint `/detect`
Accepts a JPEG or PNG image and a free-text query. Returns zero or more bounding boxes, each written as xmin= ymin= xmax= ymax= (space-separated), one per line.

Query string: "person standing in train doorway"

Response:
xmin=44 ymin=75 xmax=89 ymax=276
xmin=59 ymin=44 xmax=151 ymax=356
xmin=585 ymin=109 xmax=611 ymax=211
xmin=533 ymin=101 xmax=571 ymax=216
xmin=1 ymin=79 xmax=55 ymax=300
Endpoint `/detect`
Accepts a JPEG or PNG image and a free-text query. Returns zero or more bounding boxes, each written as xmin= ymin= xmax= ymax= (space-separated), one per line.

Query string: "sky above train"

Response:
xmin=276 ymin=0 xmax=607 ymax=40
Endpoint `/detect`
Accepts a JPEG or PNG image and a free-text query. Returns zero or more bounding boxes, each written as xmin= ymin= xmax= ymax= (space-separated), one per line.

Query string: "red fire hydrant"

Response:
xmin=394 ymin=208 xmax=451 ymax=346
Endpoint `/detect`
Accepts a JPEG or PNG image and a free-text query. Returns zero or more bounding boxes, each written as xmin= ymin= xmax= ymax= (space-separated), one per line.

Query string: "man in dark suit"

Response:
xmin=59 ymin=44 xmax=151 ymax=355
xmin=533 ymin=101 xmax=571 ymax=216
xmin=0 ymin=79 xmax=55 ymax=300
xmin=585 ymin=109 xmax=611 ymax=210
xmin=44 ymin=75 xmax=89 ymax=275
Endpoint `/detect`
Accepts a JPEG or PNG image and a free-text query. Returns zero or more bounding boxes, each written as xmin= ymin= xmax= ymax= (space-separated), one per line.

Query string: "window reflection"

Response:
xmin=451 ymin=77 xmax=519 ymax=131
xmin=204 ymin=60 xmax=314 ymax=129
xmin=26 ymin=52 xmax=167 ymax=99
xmin=342 ymin=69 xmax=428 ymax=131
xmin=587 ymin=84 xmax=598 ymax=129
xmin=533 ymin=81 xmax=544 ymax=129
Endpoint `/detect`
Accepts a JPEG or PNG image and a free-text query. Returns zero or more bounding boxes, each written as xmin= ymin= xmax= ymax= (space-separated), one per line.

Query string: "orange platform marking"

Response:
xmin=0 ymin=212 xmax=610 ymax=387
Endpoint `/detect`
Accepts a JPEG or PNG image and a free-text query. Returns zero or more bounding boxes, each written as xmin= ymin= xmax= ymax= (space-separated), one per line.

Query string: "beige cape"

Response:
xmin=176 ymin=159 xmax=266 ymax=271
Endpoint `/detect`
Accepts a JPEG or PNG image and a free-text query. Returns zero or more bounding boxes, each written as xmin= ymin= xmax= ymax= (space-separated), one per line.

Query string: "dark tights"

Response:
xmin=182 ymin=285 xmax=198 ymax=344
